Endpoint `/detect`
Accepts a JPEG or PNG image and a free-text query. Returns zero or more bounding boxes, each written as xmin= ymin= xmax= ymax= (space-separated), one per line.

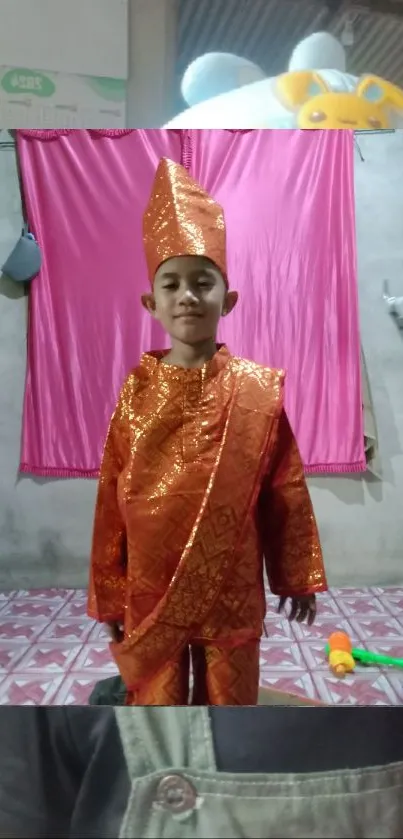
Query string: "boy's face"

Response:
xmin=142 ymin=255 xmax=237 ymax=345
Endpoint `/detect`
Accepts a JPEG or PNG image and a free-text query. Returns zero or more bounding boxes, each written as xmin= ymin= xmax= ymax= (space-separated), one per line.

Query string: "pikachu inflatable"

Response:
xmin=165 ymin=32 xmax=403 ymax=130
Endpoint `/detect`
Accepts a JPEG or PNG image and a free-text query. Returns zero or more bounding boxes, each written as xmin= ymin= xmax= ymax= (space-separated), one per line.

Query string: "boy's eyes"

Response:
xmin=162 ymin=279 xmax=212 ymax=291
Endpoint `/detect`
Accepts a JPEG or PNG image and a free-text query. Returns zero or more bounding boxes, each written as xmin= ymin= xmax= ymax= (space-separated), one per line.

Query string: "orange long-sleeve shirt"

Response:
xmin=88 ymin=346 xmax=327 ymax=684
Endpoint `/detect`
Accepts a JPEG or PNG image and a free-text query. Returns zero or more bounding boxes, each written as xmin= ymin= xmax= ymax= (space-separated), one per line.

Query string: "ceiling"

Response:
xmin=176 ymin=0 xmax=403 ymax=101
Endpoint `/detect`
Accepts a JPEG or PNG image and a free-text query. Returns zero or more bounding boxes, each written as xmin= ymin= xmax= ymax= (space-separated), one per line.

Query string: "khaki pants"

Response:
xmin=116 ymin=707 xmax=403 ymax=838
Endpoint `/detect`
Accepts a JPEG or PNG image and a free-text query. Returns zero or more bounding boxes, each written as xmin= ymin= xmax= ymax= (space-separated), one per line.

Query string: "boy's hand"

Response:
xmin=277 ymin=594 xmax=316 ymax=626
xmin=106 ymin=620 xmax=124 ymax=642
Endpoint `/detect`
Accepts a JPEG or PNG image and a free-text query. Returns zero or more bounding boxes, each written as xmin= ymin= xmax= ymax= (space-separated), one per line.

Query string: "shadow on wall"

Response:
xmin=0 ymin=505 xmax=73 ymax=589
xmin=309 ymin=473 xmax=382 ymax=506
xmin=309 ymin=368 xmax=402 ymax=506
xmin=0 ymin=271 xmax=26 ymax=300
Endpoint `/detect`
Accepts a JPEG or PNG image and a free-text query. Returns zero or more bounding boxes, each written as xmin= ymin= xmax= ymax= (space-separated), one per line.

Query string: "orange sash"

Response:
xmin=110 ymin=360 xmax=284 ymax=689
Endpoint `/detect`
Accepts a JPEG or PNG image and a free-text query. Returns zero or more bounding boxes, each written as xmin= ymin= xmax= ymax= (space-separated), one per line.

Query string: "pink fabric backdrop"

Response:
xmin=18 ymin=128 xmax=364 ymax=477
xmin=187 ymin=129 xmax=364 ymax=474
xmin=18 ymin=129 xmax=181 ymax=477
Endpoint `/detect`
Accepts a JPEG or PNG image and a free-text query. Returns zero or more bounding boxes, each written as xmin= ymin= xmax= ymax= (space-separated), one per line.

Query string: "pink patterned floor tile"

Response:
xmin=314 ymin=596 xmax=345 ymax=618
xmin=0 ymin=643 xmax=29 ymax=673
xmin=88 ymin=621 xmax=110 ymax=641
xmin=311 ymin=671 xmax=399 ymax=706
xmin=73 ymin=644 xmax=117 ymax=673
xmin=349 ymin=616 xmax=403 ymax=642
xmin=0 ymin=618 xmax=48 ymax=642
xmin=16 ymin=642 xmax=82 ymax=673
xmin=259 ymin=640 xmax=305 ymax=670
xmin=13 ymin=589 xmax=75 ymax=604
xmin=263 ymin=614 xmax=296 ymax=640
xmin=0 ymin=592 xmax=15 ymax=611
xmin=38 ymin=617 xmax=93 ymax=643
xmin=291 ymin=615 xmax=355 ymax=642
xmin=70 ymin=589 xmax=88 ymax=600
xmin=2 ymin=598 xmax=64 ymax=620
xmin=338 ymin=595 xmax=389 ymax=618
xmin=0 ymin=674 xmax=63 ymax=705
xmin=57 ymin=599 xmax=92 ymax=619
xmin=0 ymin=586 xmax=402 ymax=706
xmin=387 ymin=674 xmax=403 ymax=701
xmin=378 ymin=594 xmax=403 ymax=615
xmin=53 ymin=673 xmax=107 ymax=705
xmin=259 ymin=671 xmax=317 ymax=701
xmin=379 ymin=591 xmax=403 ymax=612
xmin=332 ymin=587 xmax=385 ymax=598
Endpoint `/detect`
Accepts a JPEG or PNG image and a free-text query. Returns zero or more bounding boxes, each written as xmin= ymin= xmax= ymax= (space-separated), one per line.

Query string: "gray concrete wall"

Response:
xmin=126 ymin=0 xmax=178 ymax=127
xmin=0 ymin=130 xmax=402 ymax=591
xmin=310 ymin=130 xmax=403 ymax=587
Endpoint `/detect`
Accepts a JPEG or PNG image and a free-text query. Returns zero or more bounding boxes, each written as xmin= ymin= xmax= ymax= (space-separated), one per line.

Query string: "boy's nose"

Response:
xmin=180 ymin=289 xmax=198 ymax=304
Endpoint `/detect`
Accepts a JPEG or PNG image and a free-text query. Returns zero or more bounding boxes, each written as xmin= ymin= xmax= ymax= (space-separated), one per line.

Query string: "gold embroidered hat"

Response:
xmin=143 ymin=158 xmax=227 ymax=285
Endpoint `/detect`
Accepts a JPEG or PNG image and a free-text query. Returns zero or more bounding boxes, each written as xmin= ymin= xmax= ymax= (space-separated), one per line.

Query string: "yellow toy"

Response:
xmin=276 ymin=71 xmax=403 ymax=130
xmin=327 ymin=631 xmax=355 ymax=678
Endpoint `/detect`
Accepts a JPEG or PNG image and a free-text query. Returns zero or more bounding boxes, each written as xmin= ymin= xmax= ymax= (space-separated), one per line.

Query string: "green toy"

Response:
xmin=325 ymin=642 xmax=403 ymax=669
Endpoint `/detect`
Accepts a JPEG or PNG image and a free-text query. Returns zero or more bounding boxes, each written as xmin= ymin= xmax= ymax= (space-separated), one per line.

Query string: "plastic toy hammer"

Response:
xmin=326 ymin=631 xmax=403 ymax=678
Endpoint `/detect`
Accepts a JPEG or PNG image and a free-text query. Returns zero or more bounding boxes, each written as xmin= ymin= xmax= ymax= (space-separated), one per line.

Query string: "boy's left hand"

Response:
xmin=277 ymin=594 xmax=316 ymax=626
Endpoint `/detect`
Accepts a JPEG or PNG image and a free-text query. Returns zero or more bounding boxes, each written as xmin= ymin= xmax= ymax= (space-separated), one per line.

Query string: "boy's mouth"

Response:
xmin=175 ymin=312 xmax=203 ymax=319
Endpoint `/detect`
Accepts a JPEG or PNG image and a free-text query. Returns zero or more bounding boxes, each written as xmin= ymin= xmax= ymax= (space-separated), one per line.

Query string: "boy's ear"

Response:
xmin=141 ymin=293 xmax=158 ymax=317
xmin=222 ymin=290 xmax=239 ymax=316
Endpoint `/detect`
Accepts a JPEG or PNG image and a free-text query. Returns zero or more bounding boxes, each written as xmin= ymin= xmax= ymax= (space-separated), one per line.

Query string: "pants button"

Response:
xmin=155 ymin=774 xmax=197 ymax=814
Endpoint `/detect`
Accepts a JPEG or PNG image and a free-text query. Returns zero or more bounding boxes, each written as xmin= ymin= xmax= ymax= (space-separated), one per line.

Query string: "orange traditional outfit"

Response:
xmin=87 ymin=159 xmax=327 ymax=706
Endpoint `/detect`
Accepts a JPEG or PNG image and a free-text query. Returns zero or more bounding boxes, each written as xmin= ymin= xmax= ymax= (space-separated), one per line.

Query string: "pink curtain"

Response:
xmin=18 ymin=129 xmax=182 ymax=477
xmin=187 ymin=129 xmax=364 ymax=474
xmin=18 ymin=128 xmax=364 ymax=478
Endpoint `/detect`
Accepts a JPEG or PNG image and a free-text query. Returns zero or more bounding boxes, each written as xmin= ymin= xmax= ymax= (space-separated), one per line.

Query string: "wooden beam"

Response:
xmin=329 ymin=0 xmax=403 ymax=17
xmin=321 ymin=0 xmax=345 ymax=28
xmin=291 ymin=0 xmax=403 ymax=18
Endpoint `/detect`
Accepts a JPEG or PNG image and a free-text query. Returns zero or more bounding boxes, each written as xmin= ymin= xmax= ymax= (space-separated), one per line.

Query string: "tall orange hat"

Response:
xmin=143 ymin=158 xmax=227 ymax=286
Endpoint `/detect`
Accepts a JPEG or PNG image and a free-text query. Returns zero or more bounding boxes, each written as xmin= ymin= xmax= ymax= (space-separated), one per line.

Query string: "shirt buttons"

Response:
xmin=155 ymin=774 xmax=197 ymax=815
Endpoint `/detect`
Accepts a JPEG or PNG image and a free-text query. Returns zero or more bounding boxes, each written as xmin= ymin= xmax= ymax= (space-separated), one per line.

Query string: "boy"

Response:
xmin=87 ymin=158 xmax=327 ymax=705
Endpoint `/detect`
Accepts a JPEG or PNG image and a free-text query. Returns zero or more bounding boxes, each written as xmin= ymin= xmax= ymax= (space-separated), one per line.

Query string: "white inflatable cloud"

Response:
xmin=165 ymin=32 xmax=403 ymax=130
xmin=288 ymin=31 xmax=346 ymax=73
xmin=181 ymin=52 xmax=266 ymax=107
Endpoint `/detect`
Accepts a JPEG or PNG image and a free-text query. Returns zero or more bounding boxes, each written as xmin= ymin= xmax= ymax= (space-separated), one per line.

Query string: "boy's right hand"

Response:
xmin=106 ymin=621 xmax=124 ymax=642
xmin=277 ymin=594 xmax=316 ymax=626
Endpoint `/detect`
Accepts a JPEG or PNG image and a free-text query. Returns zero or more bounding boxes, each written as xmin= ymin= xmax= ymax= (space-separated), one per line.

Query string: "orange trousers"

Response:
xmin=125 ymin=641 xmax=260 ymax=706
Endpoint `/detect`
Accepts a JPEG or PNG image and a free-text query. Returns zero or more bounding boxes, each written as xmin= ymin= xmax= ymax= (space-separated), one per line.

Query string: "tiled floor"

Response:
xmin=0 ymin=587 xmax=402 ymax=705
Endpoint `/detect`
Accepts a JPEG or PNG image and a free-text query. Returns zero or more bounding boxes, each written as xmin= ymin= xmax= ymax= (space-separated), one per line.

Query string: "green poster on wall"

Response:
xmin=0 ymin=66 xmax=127 ymax=128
